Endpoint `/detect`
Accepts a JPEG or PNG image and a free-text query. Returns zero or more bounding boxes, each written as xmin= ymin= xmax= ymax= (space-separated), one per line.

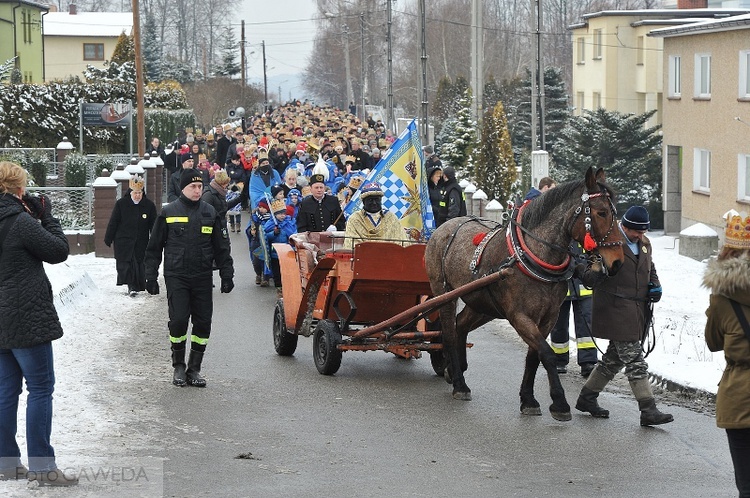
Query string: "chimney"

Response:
xmin=69 ymin=3 xmax=77 ymax=15
xmin=677 ymin=0 xmax=707 ymax=8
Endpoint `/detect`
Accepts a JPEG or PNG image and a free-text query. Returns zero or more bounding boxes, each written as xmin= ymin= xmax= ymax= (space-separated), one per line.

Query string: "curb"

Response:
xmin=648 ymin=372 xmax=716 ymax=405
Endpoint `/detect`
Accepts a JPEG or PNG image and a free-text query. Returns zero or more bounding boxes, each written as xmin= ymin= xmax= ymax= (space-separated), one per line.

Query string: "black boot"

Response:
xmin=575 ymin=387 xmax=610 ymax=418
xmin=638 ymin=398 xmax=674 ymax=426
xmin=171 ymin=347 xmax=187 ymax=387
xmin=186 ymin=350 xmax=207 ymax=387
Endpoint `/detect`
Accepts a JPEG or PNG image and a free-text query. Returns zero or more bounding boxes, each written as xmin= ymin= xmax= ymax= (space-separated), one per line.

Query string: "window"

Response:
xmin=739 ymin=154 xmax=750 ymax=201
xmin=592 ymin=92 xmax=601 ymax=109
xmin=740 ymin=50 xmax=750 ymax=99
xmin=668 ymin=55 xmax=681 ymax=98
xmin=693 ymin=148 xmax=710 ymax=192
xmin=636 ymin=36 xmax=644 ymax=65
xmin=83 ymin=43 xmax=105 ymax=61
xmin=22 ymin=10 xmax=33 ymax=44
xmin=593 ymin=29 xmax=602 ymax=59
xmin=576 ymin=91 xmax=585 ymax=114
xmin=694 ymin=53 xmax=711 ymax=98
xmin=577 ymin=37 xmax=585 ymax=64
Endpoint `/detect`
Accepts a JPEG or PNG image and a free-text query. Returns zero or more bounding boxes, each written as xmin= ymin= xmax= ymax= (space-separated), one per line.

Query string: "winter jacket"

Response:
xmin=703 ymin=252 xmax=750 ymax=430
xmin=262 ymin=216 xmax=297 ymax=258
xmin=144 ymin=195 xmax=233 ymax=281
xmin=103 ymin=191 xmax=157 ymax=284
xmin=296 ymin=194 xmax=345 ymax=233
xmin=0 ymin=194 xmax=69 ymax=349
xmin=437 ymin=179 xmax=466 ymax=225
xmin=249 ymin=168 xmax=282 ymax=210
xmin=201 ymin=181 xmax=240 ymax=225
xmin=584 ymin=229 xmax=659 ymax=342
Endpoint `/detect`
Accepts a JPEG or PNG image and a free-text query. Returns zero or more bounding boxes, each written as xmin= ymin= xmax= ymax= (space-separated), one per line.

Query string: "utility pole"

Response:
xmin=241 ymin=20 xmax=246 ymax=94
xmin=262 ymin=40 xmax=268 ymax=113
xmin=360 ymin=12 xmax=366 ymax=122
xmin=530 ymin=0 xmax=538 ymax=151
xmin=343 ymin=25 xmax=354 ymax=110
xmin=537 ymin=0 xmax=546 ymax=150
xmin=470 ymin=0 xmax=484 ymax=134
xmin=386 ymin=0 xmax=395 ymax=133
xmin=131 ymin=0 xmax=145 ymax=156
xmin=530 ymin=0 xmax=545 ymax=151
xmin=419 ymin=0 xmax=428 ymax=145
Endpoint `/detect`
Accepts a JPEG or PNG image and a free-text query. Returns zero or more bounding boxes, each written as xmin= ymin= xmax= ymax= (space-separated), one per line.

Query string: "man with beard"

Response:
xmin=343 ymin=182 xmax=405 ymax=249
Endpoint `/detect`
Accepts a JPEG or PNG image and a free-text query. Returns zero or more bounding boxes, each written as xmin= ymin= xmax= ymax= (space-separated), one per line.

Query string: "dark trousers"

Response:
xmin=165 ymin=275 xmax=213 ymax=353
xmin=727 ymin=428 xmax=750 ymax=497
xmin=550 ymin=298 xmax=597 ymax=366
xmin=270 ymin=258 xmax=281 ymax=288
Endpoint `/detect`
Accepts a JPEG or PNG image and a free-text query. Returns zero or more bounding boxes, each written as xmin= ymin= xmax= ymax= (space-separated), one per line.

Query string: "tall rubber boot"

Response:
xmin=575 ymin=365 xmax=611 ymax=418
xmin=171 ymin=346 xmax=187 ymax=387
xmin=630 ymin=378 xmax=673 ymax=426
xmin=186 ymin=350 xmax=207 ymax=387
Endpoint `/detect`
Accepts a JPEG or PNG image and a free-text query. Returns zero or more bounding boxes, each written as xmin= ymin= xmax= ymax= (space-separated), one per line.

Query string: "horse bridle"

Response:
xmin=572 ymin=186 xmax=622 ymax=251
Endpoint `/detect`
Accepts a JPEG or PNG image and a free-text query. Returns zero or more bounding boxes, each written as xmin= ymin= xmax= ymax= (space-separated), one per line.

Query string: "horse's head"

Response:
xmin=570 ymin=167 xmax=624 ymax=276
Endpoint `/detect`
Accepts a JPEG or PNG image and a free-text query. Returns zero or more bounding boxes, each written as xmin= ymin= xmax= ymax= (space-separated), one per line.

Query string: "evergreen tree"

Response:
xmin=142 ymin=13 xmax=162 ymax=83
xmin=215 ymin=26 xmax=240 ymax=77
xmin=161 ymin=55 xmax=195 ymax=84
xmin=111 ymin=32 xmax=136 ymax=65
xmin=473 ymin=101 xmax=517 ymax=204
xmin=0 ymin=57 xmax=16 ymax=82
xmin=438 ymin=89 xmax=476 ymax=175
xmin=552 ymin=108 xmax=662 ymax=211
xmin=433 ymin=75 xmax=471 ymax=134
xmin=483 ymin=75 xmax=503 ymax=112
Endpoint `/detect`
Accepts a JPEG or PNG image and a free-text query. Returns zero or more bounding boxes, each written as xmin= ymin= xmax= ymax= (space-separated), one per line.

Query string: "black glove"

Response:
xmin=145 ymin=280 xmax=160 ymax=295
xmin=273 ymin=227 xmax=280 ymax=235
xmin=220 ymin=278 xmax=234 ymax=293
xmin=23 ymin=194 xmax=52 ymax=220
xmin=648 ymin=283 xmax=662 ymax=303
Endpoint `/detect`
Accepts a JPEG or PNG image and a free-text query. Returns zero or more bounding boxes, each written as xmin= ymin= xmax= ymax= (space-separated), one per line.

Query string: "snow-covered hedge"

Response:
xmin=0 ymin=81 xmax=193 ymax=151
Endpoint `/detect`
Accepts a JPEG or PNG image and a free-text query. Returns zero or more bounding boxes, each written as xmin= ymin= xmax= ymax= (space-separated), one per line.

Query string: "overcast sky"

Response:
xmin=241 ymin=0 xmax=318 ymax=90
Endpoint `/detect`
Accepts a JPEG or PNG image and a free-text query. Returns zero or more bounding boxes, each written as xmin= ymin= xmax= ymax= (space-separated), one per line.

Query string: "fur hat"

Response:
xmin=179 ymin=169 xmax=204 ymax=191
xmin=129 ymin=175 xmax=144 ymax=192
xmin=271 ymin=198 xmax=287 ymax=214
xmin=724 ymin=212 xmax=750 ymax=249
xmin=360 ymin=182 xmax=384 ymax=199
xmin=621 ymin=206 xmax=650 ymax=231
xmin=213 ymin=169 xmax=230 ymax=186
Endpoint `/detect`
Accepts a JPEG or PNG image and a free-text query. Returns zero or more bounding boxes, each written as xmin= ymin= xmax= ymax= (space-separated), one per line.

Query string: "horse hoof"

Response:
xmin=521 ymin=406 xmax=543 ymax=416
xmin=452 ymin=391 xmax=472 ymax=401
xmin=550 ymin=410 xmax=572 ymax=422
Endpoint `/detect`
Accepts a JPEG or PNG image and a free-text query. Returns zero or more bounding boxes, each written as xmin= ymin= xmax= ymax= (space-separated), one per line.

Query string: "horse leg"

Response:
xmin=455 ymin=307 xmax=493 ymax=374
xmin=520 ymin=347 xmax=542 ymax=416
xmin=438 ymin=301 xmax=475 ymax=401
xmin=538 ymin=340 xmax=571 ymax=421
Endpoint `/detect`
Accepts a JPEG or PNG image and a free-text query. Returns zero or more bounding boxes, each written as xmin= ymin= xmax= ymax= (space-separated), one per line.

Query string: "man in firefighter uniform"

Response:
xmin=144 ymin=169 xmax=234 ymax=388
xmin=296 ymin=173 xmax=346 ymax=233
xmin=549 ymin=242 xmax=597 ymax=377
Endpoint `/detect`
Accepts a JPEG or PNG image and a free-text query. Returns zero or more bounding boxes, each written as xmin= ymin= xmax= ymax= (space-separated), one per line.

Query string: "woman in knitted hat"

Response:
xmin=704 ymin=212 xmax=750 ymax=497
xmin=104 ymin=175 xmax=157 ymax=296
xmin=201 ymin=169 xmax=240 ymax=232
xmin=343 ymin=182 xmax=407 ymax=249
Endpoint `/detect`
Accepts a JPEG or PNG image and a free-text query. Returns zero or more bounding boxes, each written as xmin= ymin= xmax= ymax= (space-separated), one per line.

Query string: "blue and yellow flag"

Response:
xmin=343 ymin=120 xmax=434 ymax=240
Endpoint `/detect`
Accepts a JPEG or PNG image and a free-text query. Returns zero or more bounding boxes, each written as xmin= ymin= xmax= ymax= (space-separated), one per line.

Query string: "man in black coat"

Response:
xmin=167 ymin=153 xmax=195 ymax=202
xmin=103 ymin=175 xmax=157 ymax=296
xmin=145 ymin=169 xmax=234 ymax=389
xmin=436 ymin=166 xmax=466 ymax=226
xmin=296 ymin=174 xmax=346 ymax=233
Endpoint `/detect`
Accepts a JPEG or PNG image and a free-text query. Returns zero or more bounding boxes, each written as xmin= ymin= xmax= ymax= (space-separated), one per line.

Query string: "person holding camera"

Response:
xmin=0 ymin=162 xmax=78 ymax=486
xmin=144 ymin=169 xmax=234 ymax=388
xmin=575 ymin=205 xmax=673 ymax=426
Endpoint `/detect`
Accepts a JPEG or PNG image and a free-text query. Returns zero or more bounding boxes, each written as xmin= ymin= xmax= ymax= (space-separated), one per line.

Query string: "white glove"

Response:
xmin=326 ymin=225 xmax=338 ymax=232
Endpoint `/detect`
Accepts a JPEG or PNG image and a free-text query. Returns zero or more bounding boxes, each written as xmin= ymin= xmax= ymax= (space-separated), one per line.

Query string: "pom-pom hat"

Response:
xmin=621 ymin=205 xmax=650 ymax=231
xmin=179 ymin=169 xmax=204 ymax=190
xmin=360 ymin=182 xmax=384 ymax=199
xmin=724 ymin=212 xmax=750 ymax=249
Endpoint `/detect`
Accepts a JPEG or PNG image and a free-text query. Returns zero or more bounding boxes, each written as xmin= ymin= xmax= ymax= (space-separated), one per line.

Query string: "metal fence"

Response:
xmin=26 ymin=186 xmax=94 ymax=230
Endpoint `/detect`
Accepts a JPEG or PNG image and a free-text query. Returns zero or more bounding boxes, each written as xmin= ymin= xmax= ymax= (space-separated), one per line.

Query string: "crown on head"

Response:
xmin=270 ymin=198 xmax=287 ymax=214
xmin=345 ymin=155 xmax=356 ymax=163
xmin=129 ymin=175 xmax=144 ymax=192
xmin=725 ymin=212 xmax=750 ymax=250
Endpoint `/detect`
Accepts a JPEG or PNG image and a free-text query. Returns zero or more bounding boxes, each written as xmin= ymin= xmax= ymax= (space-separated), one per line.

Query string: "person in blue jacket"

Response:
xmin=249 ymin=155 xmax=282 ymax=209
xmin=263 ymin=198 xmax=297 ymax=297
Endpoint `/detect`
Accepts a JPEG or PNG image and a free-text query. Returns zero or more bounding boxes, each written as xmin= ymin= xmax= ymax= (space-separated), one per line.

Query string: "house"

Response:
xmin=43 ymin=4 xmax=132 ymax=82
xmin=649 ymin=14 xmax=750 ymax=237
xmin=0 ymin=0 xmax=48 ymax=83
xmin=568 ymin=7 xmax=750 ymax=128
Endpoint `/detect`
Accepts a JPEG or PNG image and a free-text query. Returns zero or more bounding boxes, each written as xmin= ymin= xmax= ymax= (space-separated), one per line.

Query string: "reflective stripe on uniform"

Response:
xmin=201 ymin=226 xmax=213 ymax=234
xmin=166 ymin=217 xmax=189 ymax=224
xmin=191 ymin=336 xmax=209 ymax=346
xmin=170 ymin=335 xmax=188 ymax=343
xmin=576 ymin=337 xmax=596 ymax=350
xmin=578 ymin=284 xmax=593 ymax=297
xmin=439 ymin=201 xmax=446 ymax=207
xmin=550 ymin=341 xmax=570 ymax=354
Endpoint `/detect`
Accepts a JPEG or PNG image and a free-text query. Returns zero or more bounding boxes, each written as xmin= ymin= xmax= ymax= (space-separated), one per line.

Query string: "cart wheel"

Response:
xmin=273 ymin=300 xmax=298 ymax=356
xmin=312 ymin=319 xmax=342 ymax=375
xmin=429 ymin=351 xmax=446 ymax=377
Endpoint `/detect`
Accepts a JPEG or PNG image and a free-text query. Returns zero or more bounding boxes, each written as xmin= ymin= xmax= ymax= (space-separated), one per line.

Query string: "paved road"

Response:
xmin=124 ymin=231 xmax=734 ymax=497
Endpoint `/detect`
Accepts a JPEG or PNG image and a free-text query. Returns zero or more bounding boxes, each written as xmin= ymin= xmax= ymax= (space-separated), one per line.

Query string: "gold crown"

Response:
xmin=270 ymin=198 xmax=287 ymax=214
xmin=725 ymin=212 xmax=750 ymax=249
xmin=129 ymin=175 xmax=144 ymax=191
xmin=345 ymin=155 xmax=356 ymax=163
xmin=257 ymin=150 xmax=268 ymax=160
xmin=348 ymin=175 xmax=364 ymax=188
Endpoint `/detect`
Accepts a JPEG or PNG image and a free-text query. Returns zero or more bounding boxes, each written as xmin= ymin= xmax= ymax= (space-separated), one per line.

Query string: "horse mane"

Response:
xmin=521 ymin=178 xmax=616 ymax=231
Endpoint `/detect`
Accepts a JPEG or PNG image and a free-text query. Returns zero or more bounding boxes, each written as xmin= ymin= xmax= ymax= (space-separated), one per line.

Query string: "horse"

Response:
xmin=424 ymin=167 xmax=625 ymax=421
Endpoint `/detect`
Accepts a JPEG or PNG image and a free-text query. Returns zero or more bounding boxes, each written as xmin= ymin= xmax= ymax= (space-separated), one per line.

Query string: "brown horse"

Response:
xmin=424 ymin=167 xmax=624 ymax=421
